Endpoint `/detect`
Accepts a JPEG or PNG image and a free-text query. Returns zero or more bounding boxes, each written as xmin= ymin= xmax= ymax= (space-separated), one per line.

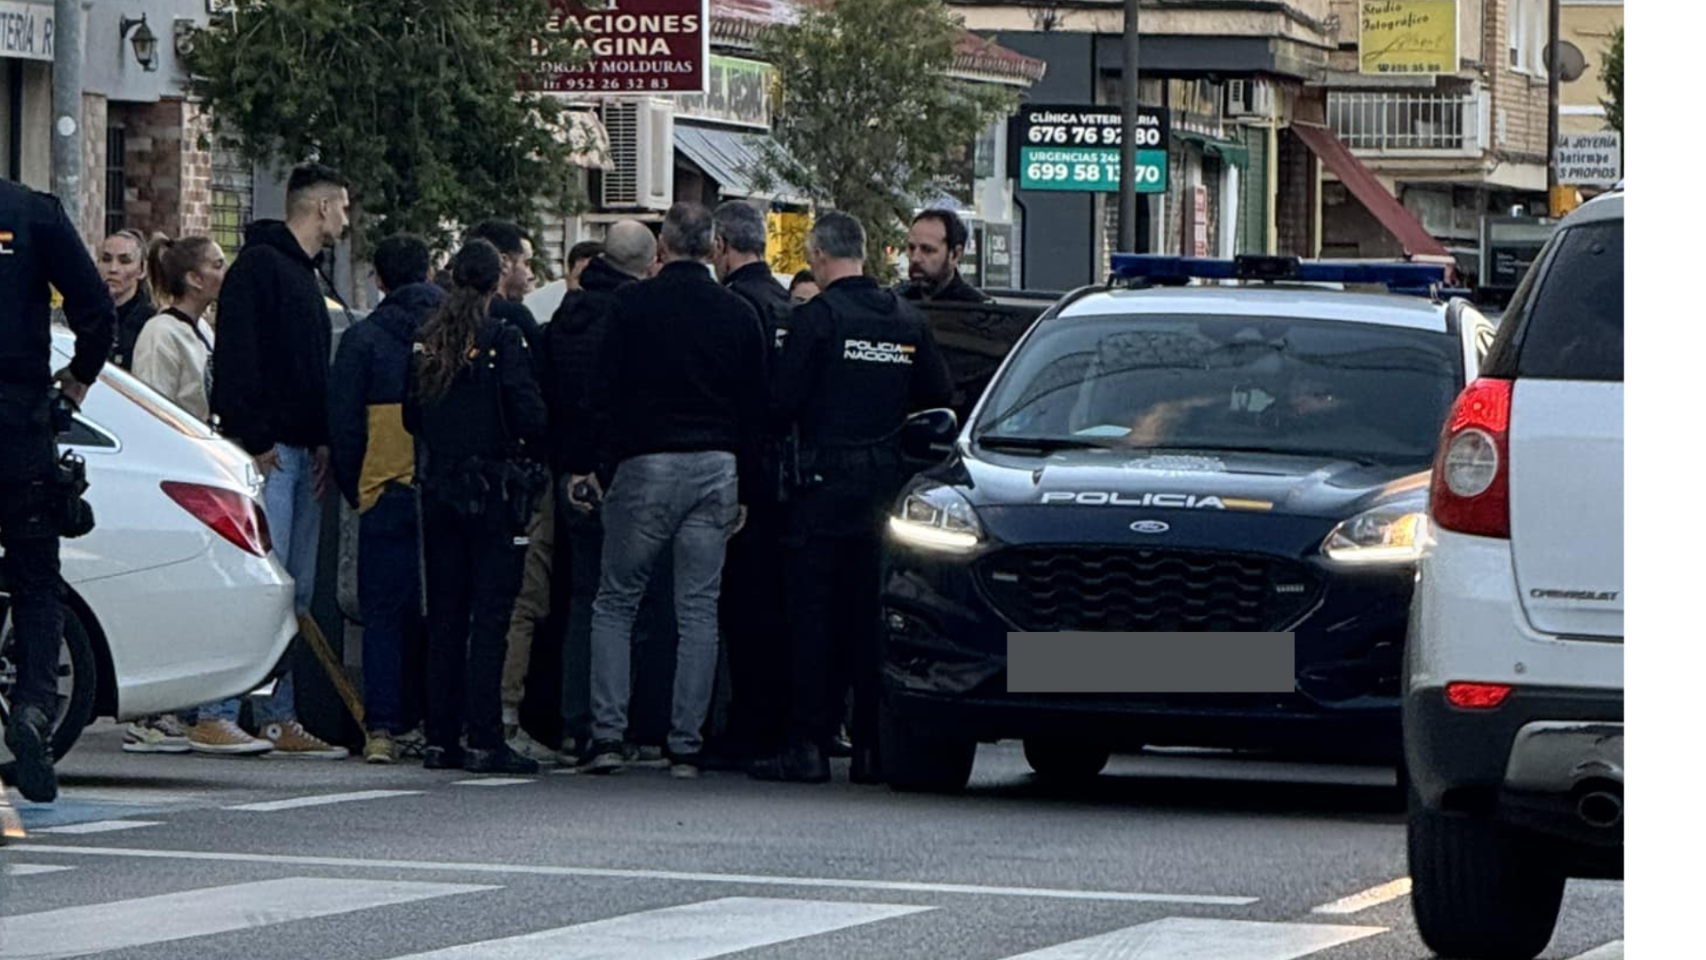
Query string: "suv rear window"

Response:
xmin=1491 ymin=217 xmax=1624 ymax=382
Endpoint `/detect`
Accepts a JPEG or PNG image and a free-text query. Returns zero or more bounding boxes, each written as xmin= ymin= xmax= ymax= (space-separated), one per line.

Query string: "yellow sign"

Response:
xmin=766 ymin=210 xmax=812 ymax=277
xmin=1359 ymin=1 xmax=1459 ymax=76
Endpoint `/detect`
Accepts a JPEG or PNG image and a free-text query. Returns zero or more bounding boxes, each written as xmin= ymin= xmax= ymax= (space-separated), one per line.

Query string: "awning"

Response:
xmin=1289 ymin=122 xmax=1452 ymax=259
xmin=674 ymin=123 xmax=809 ymax=206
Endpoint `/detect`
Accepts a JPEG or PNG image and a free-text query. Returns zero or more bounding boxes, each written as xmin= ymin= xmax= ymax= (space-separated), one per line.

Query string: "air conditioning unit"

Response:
xmin=599 ymin=98 xmax=674 ymax=211
xmin=1225 ymin=79 xmax=1275 ymax=119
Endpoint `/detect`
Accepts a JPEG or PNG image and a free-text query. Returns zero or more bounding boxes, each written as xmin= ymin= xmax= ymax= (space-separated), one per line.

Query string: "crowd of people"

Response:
xmin=97 ymin=162 xmax=986 ymax=783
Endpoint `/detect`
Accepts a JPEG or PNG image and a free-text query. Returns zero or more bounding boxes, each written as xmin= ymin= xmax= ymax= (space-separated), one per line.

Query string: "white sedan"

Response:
xmin=0 ymin=330 xmax=297 ymax=778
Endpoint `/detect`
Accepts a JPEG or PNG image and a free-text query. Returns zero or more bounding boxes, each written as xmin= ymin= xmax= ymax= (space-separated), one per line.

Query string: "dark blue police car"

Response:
xmin=878 ymin=256 xmax=1501 ymax=792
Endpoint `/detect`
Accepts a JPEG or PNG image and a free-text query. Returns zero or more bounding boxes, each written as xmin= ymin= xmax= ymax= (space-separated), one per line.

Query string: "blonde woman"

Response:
xmin=122 ymin=235 xmax=273 ymax=756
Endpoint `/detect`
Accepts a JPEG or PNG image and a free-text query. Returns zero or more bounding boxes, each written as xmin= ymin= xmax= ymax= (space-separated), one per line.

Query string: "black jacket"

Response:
xmin=210 ymin=220 xmax=337 ymax=455
xmin=328 ymin=282 xmax=445 ymax=511
xmin=544 ymin=256 xmax=638 ymax=477
xmin=404 ymin=316 xmax=547 ymax=480
xmin=774 ymin=275 xmax=953 ymax=452
xmin=0 ymin=179 xmax=115 ymax=393
xmin=573 ymin=260 xmax=770 ymax=501
xmin=899 ymin=270 xmax=990 ymax=304
xmin=724 ymin=261 xmax=792 ymax=354
xmin=110 ymin=288 xmax=158 ymax=371
xmin=492 ymin=298 xmax=544 ymax=365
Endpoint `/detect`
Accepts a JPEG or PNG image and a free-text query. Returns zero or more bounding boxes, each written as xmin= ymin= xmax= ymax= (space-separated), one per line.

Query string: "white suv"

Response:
xmin=1404 ymin=190 xmax=1623 ymax=960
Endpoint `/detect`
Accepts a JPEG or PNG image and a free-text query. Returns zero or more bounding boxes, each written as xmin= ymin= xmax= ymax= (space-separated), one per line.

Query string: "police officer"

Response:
xmin=404 ymin=239 xmax=550 ymax=775
xmin=750 ymin=212 xmax=952 ymax=785
xmin=710 ymin=200 xmax=794 ymax=766
xmin=0 ymin=180 xmax=117 ymax=803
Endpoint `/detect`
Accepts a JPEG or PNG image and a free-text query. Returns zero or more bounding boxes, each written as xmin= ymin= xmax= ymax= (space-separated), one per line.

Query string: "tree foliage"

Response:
xmin=752 ymin=0 xmax=1019 ymax=281
xmin=186 ymin=0 xmax=593 ymax=260
xmin=1598 ymin=25 xmax=1622 ymax=135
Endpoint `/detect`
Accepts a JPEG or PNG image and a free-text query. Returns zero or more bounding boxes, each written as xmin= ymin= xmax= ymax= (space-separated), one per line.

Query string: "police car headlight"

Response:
xmin=1322 ymin=504 xmax=1429 ymax=565
xmin=888 ymin=485 xmax=983 ymax=554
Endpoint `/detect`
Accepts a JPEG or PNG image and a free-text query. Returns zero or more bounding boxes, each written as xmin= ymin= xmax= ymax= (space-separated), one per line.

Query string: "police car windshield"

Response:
xmin=974 ymin=313 xmax=1464 ymax=466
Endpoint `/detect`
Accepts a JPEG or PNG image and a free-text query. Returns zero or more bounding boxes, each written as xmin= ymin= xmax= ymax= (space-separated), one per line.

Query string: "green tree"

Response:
xmin=1599 ymin=25 xmax=1622 ymax=135
xmin=751 ymin=0 xmax=1019 ymax=281
xmin=186 ymin=0 xmax=593 ymax=263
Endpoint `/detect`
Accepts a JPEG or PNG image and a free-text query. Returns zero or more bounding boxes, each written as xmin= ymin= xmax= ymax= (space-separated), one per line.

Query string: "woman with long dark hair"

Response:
xmin=405 ymin=239 xmax=549 ymax=774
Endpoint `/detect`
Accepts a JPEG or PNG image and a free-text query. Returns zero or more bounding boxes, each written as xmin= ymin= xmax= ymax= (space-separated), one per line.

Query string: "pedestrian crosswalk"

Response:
xmin=0 ymin=870 xmax=1626 ymax=960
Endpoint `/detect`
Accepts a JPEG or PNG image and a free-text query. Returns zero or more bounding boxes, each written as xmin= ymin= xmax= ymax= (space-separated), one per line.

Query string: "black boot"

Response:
xmin=464 ymin=745 xmax=541 ymax=775
xmin=748 ymin=742 xmax=830 ymax=784
xmin=850 ymin=745 xmax=883 ymax=785
xmin=422 ymin=744 xmax=466 ymax=770
xmin=4 ymin=705 xmax=57 ymax=803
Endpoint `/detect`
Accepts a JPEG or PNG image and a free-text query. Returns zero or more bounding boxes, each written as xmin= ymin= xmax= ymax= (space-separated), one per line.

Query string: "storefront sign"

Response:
xmin=1013 ymin=103 xmax=1169 ymax=194
xmin=1359 ymin=0 xmax=1459 ymax=76
xmin=678 ymin=55 xmax=773 ymax=129
xmin=544 ymin=0 xmax=709 ymax=94
xmin=1555 ymin=132 xmax=1622 ymax=187
xmin=1481 ymin=216 xmax=1556 ymax=290
xmin=1192 ymin=186 xmax=1210 ymax=257
xmin=0 ymin=1 xmax=54 ymax=62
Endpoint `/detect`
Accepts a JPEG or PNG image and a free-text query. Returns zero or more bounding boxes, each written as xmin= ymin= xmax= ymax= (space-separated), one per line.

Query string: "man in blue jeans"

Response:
xmin=329 ymin=234 xmax=443 ymax=763
xmin=207 ymin=162 xmax=354 ymax=759
xmin=566 ymin=203 xmax=770 ymax=779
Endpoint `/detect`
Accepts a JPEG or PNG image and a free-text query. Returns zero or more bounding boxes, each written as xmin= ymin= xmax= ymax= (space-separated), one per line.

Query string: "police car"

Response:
xmin=877 ymin=255 xmax=1498 ymax=793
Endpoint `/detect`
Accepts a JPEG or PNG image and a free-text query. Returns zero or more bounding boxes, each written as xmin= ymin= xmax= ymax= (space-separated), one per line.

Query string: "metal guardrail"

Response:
xmin=1327 ymin=91 xmax=1483 ymax=154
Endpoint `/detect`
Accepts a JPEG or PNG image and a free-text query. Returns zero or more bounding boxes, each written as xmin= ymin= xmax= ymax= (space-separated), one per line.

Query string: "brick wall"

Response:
xmin=1275 ymin=128 xmax=1317 ymax=258
xmin=1487 ymin=0 xmax=1551 ymax=163
xmin=78 ymin=95 xmax=108 ymax=248
xmin=113 ymin=98 xmax=216 ymax=240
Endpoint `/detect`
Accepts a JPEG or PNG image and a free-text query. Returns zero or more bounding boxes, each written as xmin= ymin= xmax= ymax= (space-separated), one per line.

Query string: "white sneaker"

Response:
xmin=507 ymin=728 xmax=560 ymax=766
xmin=122 ymin=717 xmax=191 ymax=754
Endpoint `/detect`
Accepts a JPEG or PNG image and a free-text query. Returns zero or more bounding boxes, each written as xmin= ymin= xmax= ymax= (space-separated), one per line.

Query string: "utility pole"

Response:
xmin=51 ymin=0 xmax=84 ymax=224
xmin=1545 ymin=0 xmax=1562 ymax=207
xmin=1118 ymin=0 xmax=1140 ymax=253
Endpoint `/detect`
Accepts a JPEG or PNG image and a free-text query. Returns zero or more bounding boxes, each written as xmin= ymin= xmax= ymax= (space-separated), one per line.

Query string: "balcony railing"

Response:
xmin=1327 ymin=91 xmax=1488 ymax=157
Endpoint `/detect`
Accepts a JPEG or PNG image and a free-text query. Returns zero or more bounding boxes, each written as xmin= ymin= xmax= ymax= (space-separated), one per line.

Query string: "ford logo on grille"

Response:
xmin=1130 ymin=520 xmax=1171 ymax=534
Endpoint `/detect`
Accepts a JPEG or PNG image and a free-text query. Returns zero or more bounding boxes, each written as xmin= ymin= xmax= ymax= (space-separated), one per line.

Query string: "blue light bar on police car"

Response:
xmin=1111 ymin=254 xmax=1451 ymax=290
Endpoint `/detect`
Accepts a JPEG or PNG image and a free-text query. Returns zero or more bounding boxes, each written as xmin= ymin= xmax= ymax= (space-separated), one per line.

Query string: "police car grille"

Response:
xmin=977 ymin=547 xmax=1319 ymax=633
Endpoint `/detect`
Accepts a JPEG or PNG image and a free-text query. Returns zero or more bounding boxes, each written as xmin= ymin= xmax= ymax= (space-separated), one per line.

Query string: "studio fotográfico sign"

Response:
xmin=0 ymin=0 xmax=53 ymax=62
xmin=544 ymin=0 xmax=709 ymax=95
xmin=1359 ymin=0 xmax=1459 ymax=76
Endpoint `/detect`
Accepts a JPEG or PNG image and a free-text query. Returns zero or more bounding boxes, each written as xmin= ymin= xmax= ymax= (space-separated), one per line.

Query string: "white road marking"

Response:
xmin=451 ymin=778 xmax=535 ymax=787
xmin=1310 ymin=877 xmax=1412 ymax=914
xmin=31 ymin=820 xmax=161 ymax=835
xmin=993 ymin=917 xmax=1385 ymax=959
xmin=1565 ymin=941 xmax=1624 ymax=960
xmin=225 ymin=789 xmax=424 ymax=812
xmin=16 ymin=844 xmax=1259 ymax=905
xmin=379 ymin=896 xmax=931 ymax=959
xmin=0 ymin=877 xmax=496 ymax=960
xmin=2 ymin=865 xmax=74 ymax=876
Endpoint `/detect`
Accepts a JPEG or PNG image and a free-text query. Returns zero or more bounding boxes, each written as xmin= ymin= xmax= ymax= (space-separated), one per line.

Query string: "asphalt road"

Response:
xmin=2 ymin=722 xmax=1623 ymax=960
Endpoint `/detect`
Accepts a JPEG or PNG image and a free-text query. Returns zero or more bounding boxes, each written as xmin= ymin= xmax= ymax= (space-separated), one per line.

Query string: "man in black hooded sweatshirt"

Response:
xmin=209 ymin=161 xmax=352 ymax=759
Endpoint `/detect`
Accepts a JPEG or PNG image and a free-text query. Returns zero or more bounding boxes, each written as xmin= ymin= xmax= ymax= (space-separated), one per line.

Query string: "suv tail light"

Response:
xmin=1429 ymin=378 xmax=1512 ymax=539
xmin=161 ymin=481 xmax=273 ymax=558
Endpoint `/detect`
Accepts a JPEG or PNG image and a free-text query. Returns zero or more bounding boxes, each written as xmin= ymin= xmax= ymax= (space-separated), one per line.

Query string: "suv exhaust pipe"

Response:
xmin=1575 ymin=787 xmax=1623 ymax=829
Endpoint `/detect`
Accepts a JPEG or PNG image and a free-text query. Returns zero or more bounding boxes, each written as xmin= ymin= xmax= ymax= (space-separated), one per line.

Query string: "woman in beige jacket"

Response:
xmin=123 ymin=234 xmax=276 ymax=757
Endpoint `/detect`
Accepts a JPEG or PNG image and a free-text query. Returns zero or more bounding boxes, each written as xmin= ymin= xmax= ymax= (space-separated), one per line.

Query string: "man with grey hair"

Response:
xmin=709 ymin=200 xmax=795 ymax=768
xmin=566 ymin=202 xmax=770 ymax=779
xmin=749 ymin=211 xmax=952 ymax=785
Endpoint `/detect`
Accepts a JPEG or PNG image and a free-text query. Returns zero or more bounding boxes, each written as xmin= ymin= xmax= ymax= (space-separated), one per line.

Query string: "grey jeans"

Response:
xmin=590 ymin=451 xmax=740 ymax=755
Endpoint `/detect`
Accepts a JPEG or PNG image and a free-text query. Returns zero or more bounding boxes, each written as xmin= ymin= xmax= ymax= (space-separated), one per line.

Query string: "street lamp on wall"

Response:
xmin=120 ymin=14 xmax=160 ymax=72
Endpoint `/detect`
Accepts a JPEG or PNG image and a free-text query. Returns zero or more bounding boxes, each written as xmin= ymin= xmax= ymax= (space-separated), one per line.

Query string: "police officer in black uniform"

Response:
xmin=404 ymin=239 xmax=550 ymax=775
xmin=710 ymin=200 xmax=794 ymax=766
xmin=0 ymin=180 xmax=117 ymax=803
xmin=750 ymin=212 xmax=952 ymax=785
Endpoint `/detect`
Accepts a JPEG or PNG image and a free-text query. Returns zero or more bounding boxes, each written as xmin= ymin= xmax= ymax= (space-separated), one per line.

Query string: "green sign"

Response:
xmin=1011 ymin=104 xmax=1170 ymax=194
xmin=1019 ymin=147 xmax=1168 ymax=193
